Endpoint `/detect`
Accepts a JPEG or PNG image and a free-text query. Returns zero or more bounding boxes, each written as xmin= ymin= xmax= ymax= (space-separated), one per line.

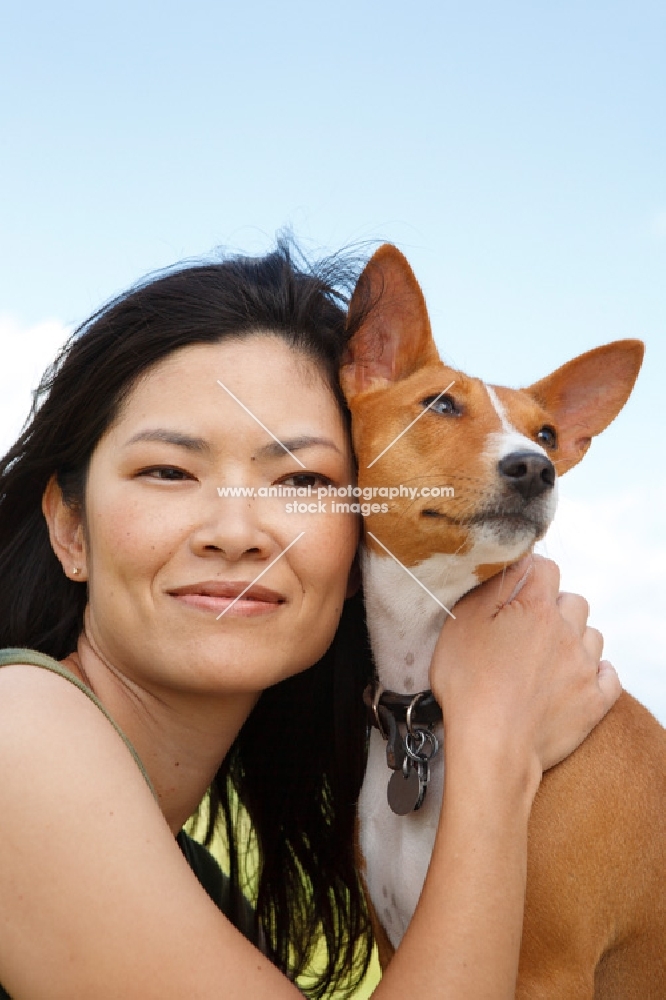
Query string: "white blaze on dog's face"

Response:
xmin=341 ymin=244 xmax=644 ymax=583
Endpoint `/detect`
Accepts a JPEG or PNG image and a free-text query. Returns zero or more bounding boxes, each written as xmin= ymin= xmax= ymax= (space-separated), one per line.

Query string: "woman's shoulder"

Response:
xmin=0 ymin=646 xmax=90 ymax=693
xmin=0 ymin=646 xmax=157 ymax=797
xmin=0 ymin=646 xmax=97 ymax=696
xmin=0 ymin=649 xmax=158 ymax=832
xmin=0 ymin=649 xmax=146 ymax=781
xmin=0 ymin=646 xmax=93 ymax=703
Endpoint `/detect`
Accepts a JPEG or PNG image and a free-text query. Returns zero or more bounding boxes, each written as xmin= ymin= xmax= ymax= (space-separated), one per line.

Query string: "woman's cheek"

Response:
xmin=296 ymin=513 xmax=358 ymax=597
xmin=88 ymin=489 xmax=175 ymax=578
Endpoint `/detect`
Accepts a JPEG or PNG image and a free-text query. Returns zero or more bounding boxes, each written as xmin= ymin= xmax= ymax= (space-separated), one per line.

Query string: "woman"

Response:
xmin=0 ymin=239 xmax=619 ymax=999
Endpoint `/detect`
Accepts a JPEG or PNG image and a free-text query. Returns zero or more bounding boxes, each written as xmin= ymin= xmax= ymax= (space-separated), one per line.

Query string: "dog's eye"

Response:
xmin=421 ymin=394 xmax=460 ymax=416
xmin=537 ymin=425 xmax=557 ymax=449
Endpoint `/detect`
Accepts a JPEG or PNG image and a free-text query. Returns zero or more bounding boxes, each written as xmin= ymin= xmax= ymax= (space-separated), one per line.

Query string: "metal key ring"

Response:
xmin=404 ymin=728 xmax=426 ymax=759
xmin=406 ymin=691 xmax=429 ymax=736
xmin=404 ymin=728 xmax=439 ymax=763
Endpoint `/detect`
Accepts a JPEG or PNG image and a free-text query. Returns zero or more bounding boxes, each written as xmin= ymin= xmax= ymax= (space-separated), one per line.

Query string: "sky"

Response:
xmin=1 ymin=0 xmax=665 ymax=723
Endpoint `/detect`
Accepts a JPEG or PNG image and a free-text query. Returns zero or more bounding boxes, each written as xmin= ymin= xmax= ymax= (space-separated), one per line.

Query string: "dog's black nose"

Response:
xmin=498 ymin=450 xmax=556 ymax=500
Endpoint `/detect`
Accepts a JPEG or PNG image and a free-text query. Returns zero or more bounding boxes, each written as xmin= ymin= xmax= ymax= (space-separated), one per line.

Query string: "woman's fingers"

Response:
xmin=582 ymin=625 xmax=604 ymax=662
xmin=597 ymin=659 xmax=623 ymax=709
xmin=505 ymin=553 xmax=560 ymax=605
xmin=556 ymin=592 xmax=590 ymax=634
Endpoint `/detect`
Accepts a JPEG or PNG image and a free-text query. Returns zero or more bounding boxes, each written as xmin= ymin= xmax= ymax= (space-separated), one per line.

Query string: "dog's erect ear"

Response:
xmin=341 ymin=245 xmax=440 ymax=401
xmin=526 ymin=339 xmax=644 ymax=475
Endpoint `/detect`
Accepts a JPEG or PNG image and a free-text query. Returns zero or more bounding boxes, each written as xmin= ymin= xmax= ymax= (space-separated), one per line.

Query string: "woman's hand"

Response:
xmin=429 ymin=555 xmax=622 ymax=787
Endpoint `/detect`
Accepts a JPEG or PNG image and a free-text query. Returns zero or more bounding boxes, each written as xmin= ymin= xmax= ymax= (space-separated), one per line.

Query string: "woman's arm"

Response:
xmin=0 ymin=557 xmax=618 ymax=1000
xmin=373 ymin=556 xmax=620 ymax=999
xmin=0 ymin=665 xmax=304 ymax=1000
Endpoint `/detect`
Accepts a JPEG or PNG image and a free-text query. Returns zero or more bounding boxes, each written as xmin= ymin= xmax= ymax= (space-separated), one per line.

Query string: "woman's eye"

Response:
xmin=137 ymin=466 xmax=193 ymax=481
xmin=278 ymin=472 xmax=333 ymax=490
xmin=536 ymin=426 xmax=558 ymax=449
xmin=421 ymin=393 xmax=460 ymax=416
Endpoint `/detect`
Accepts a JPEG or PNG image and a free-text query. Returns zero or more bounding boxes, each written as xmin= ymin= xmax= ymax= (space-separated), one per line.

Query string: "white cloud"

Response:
xmin=538 ymin=488 xmax=666 ymax=725
xmin=0 ymin=315 xmax=73 ymax=457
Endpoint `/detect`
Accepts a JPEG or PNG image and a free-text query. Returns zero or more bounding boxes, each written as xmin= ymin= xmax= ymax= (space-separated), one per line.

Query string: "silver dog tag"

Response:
xmin=387 ymin=765 xmax=424 ymax=815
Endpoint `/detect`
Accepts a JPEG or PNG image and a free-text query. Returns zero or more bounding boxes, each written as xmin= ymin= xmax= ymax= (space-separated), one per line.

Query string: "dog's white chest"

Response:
xmin=359 ymin=548 xmax=503 ymax=946
xmin=359 ymin=727 xmax=443 ymax=946
xmin=358 ymin=549 xmax=484 ymax=946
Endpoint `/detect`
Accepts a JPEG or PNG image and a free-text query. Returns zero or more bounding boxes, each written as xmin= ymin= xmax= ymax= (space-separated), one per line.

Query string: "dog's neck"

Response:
xmin=361 ymin=547 xmax=482 ymax=693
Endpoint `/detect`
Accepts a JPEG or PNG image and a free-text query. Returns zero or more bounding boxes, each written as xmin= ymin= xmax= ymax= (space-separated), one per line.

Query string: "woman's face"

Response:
xmin=70 ymin=335 xmax=358 ymax=697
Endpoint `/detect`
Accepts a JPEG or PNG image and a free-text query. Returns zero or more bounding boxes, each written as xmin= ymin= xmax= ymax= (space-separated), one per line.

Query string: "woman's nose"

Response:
xmin=189 ymin=495 xmax=275 ymax=562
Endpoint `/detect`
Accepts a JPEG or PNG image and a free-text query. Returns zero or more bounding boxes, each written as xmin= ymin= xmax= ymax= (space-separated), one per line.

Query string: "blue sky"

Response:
xmin=1 ymin=0 xmax=665 ymax=721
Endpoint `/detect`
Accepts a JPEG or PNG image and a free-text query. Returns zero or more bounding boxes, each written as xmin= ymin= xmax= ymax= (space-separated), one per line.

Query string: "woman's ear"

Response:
xmin=345 ymin=551 xmax=362 ymax=598
xmin=42 ymin=474 xmax=88 ymax=581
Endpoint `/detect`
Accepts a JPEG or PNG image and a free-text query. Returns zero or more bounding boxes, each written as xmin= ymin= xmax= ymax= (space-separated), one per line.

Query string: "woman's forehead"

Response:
xmin=107 ymin=336 xmax=350 ymax=449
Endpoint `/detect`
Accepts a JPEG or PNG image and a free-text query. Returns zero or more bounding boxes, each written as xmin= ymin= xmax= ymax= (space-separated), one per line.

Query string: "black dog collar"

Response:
xmin=363 ymin=681 xmax=442 ymax=739
xmin=363 ymin=681 xmax=444 ymax=814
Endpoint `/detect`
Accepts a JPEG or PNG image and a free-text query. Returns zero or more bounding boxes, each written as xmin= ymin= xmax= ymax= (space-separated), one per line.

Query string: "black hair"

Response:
xmin=0 ymin=237 xmax=375 ymax=997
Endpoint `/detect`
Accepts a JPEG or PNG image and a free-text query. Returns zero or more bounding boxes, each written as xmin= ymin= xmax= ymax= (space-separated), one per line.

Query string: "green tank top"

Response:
xmin=0 ymin=647 xmax=261 ymax=999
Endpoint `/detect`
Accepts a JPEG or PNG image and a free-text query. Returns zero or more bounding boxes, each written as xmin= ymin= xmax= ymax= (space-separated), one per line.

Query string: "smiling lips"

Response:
xmin=168 ymin=581 xmax=287 ymax=616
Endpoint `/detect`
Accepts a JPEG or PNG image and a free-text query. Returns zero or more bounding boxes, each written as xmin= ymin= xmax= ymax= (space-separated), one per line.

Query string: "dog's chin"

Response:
xmin=468 ymin=513 xmax=551 ymax=567
xmin=477 ymin=512 xmax=550 ymax=545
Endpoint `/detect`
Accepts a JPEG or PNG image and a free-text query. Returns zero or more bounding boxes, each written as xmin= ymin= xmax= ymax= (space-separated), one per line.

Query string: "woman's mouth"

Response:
xmin=167 ymin=581 xmax=287 ymax=617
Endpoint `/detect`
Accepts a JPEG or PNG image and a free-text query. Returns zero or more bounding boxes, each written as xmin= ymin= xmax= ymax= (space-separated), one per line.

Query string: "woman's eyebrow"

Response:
xmin=123 ymin=429 xmax=211 ymax=453
xmin=122 ymin=430 xmax=342 ymax=458
xmin=255 ymin=436 xmax=343 ymax=459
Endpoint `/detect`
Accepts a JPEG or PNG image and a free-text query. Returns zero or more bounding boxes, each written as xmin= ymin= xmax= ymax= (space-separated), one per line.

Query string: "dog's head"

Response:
xmin=341 ymin=245 xmax=644 ymax=578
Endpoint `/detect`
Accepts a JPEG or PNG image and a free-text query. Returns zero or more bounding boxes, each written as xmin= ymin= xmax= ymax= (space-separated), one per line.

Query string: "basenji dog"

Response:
xmin=341 ymin=245 xmax=666 ymax=997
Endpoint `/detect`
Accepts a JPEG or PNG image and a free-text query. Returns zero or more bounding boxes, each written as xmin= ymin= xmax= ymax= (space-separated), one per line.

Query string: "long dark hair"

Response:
xmin=0 ymin=237 xmax=374 ymax=997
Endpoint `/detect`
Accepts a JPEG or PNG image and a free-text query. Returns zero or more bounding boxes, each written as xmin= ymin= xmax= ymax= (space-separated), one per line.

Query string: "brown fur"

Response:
xmin=344 ymin=246 xmax=665 ymax=995
xmin=365 ymin=693 xmax=666 ymax=998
